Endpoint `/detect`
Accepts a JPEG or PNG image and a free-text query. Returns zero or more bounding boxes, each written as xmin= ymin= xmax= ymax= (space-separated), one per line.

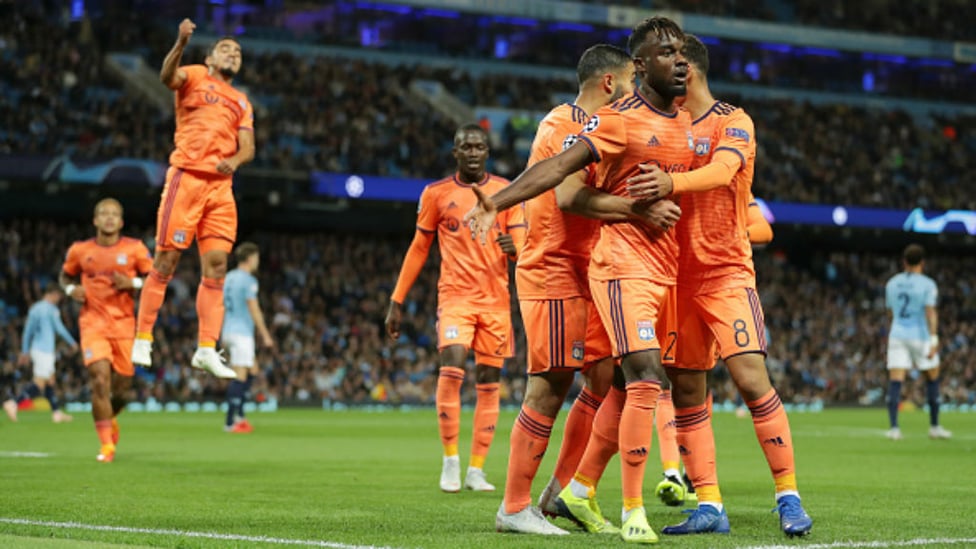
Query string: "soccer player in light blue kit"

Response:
xmin=221 ymin=242 xmax=273 ymax=432
xmin=17 ymin=283 xmax=79 ymax=423
xmin=884 ymin=244 xmax=950 ymax=440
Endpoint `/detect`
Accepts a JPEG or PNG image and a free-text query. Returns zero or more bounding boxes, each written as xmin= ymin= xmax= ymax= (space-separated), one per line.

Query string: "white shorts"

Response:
xmin=887 ymin=337 xmax=939 ymax=371
xmin=30 ymin=350 xmax=56 ymax=379
xmin=223 ymin=334 xmax=256 ymax=368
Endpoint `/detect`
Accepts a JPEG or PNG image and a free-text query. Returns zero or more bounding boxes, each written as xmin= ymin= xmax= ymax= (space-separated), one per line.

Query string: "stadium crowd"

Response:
xmin=2 ymin=219 xmax=974 ymax=410
xmin=3 ymin=5 xmax=974 ymax=212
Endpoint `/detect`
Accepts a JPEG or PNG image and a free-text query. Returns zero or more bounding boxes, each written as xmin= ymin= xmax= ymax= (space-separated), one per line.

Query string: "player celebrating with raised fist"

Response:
xmin=132 ymin=19 xmax=254 ymax=379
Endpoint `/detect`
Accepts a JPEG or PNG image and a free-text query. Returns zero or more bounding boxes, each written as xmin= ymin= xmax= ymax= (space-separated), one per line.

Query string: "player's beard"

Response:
xmin=217 ymin=65 xmax=238 ymax=79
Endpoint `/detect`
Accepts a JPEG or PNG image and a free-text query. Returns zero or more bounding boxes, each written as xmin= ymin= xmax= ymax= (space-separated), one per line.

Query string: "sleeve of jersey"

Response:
xmin=135 ymin=242 xmax=154 ymax=275
xmin=62 ymin=244 xmax=80 ymax=276
xmin=181 ymin=65 xmax=207 ymax=90
xmin=390 ymin=230 xmax=435 ymax=304
xmin=884 ymin=283 xmax=893 ymax=310
xmin=926 ymin=284 xmax=938 ymax=306
xmin=576 ymin=109 xmax=627 ymax=166
xmin=415 ymin=186 xmax=438 ymax=234
xmin=504 ymin=202 xmax=528 ymax=257
xmin=671 ymin=111 xmax=755 ymax=194
xmin=240 ymin=100 xmax=254 ymax=132
xmin=247 ymin=279 xmax=259 ymax=300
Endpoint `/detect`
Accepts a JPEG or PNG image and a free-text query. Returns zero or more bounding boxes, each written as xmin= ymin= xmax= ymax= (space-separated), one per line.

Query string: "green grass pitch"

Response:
xmin=0 ymin=407 xmax=973 ymax=548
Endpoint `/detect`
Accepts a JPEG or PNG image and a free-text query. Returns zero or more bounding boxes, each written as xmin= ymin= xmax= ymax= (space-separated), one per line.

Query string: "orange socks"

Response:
xmin=748 ymin=389 xmax=798 ymax=494
xmin=552 ymin=387 xmax=603 ymax=487
xmin=504 ymin=405 xmax=554 ymax=514
xmin=436 ymin=367 xmax=464 ymax=456
xmin=574 ymin=386 xmax=624 ymax=490
xmin=469 ymin=382 xmax=499 ymax=469
xmin=136 ymin=269 xmax=172 ymax=337
xmin=675 ymin=402 xmax=721 ymax=503
xmin=619 ymin=380 xmax=661 ymax=511
xmin=196 ymin=277 xmax=225 ymax=346
xmin=94 ymin=419 xmax=113 ymax=446
xmin=656 ymin=390 xmax=680 ymax=472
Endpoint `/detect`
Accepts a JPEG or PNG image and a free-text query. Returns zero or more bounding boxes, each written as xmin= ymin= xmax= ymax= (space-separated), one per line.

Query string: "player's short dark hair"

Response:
xmin=44 ymin=281 xmax=62 ymax=295
xmin=209 ymin=36 xmax=240 ymax=55
xmin=903 ymin=244 xmax=925 ymax=266
xmin=235 ymin=241 xmax=259 ymax=263
xmin=94 ymin=197 xmax=123 ymax=216
xmin=576 ymin=44 xmax=632 ymax=86
xmin=683 ymin=34 xmax=709 ymax=75
xmin=628 ymin=15 xmax=685 ymax=55
xmin=454 ymin=123 xmax=488 ymax=145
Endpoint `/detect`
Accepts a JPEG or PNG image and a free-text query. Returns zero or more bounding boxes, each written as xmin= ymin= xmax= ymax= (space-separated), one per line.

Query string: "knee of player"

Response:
xmin=153 ymin=250 xmax=181 ymax=275
xmin=201 ymin=253 xmax=229 ymax=278
xmin=438 ymin=345 xmax=467 ymax=367
xmin=473 ymin=364 xmax=501 ymax=384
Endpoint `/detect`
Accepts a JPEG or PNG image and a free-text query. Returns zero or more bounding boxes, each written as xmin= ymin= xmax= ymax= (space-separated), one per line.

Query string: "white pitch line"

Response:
xmin=737 ymin=537 xmax=976 ymax=549
xmin=0 ymin=451 xmax=52 ymax=458
xmin=0 ymin=518 xmax=398 ymax=549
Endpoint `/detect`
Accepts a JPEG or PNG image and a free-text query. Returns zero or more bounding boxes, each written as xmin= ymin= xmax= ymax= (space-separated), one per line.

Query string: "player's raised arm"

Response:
xmin=59 ymin=247 xmax=86 ymax=304
xmin=465 ymin=141 xmax=593 ymax=242
xmin=160 ymin=18 xmax=196 ymax=90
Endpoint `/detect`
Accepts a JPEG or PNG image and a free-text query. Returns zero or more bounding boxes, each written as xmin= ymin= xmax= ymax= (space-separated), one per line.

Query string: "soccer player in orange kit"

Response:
xmin=625 ymin=34 xmax=812 ymax=538
xmin=386 ymin=124 xmax=526 ymax=496
xmin=131 ymin=18 xmax=253 ymax=379
xmin=61 ymin=198 xmax=153 ymax=462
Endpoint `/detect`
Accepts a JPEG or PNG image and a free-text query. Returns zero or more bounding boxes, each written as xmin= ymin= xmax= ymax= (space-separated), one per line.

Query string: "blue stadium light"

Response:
xmin=491 ymin=15 xmax=537 ymax=27
xmin=71 ymin=0 xmax=84 ymax=20
xmin=795 ymin=46 xmax=842 ymax=58
xmin=862 ymin=52 xmax=908 ymax=64
xmin=758 ymin=42 xmax=792 ymax=53
xmin=697 ymin=35 xmax=722 ymax=46
xmin=862 ymin=71 xmax=875 ymax=92
xmin=354 ymin=1 xmax=411 ymax=15
xmin=494 ymin=38 xmax=509 ymax=59
xmin=549 ymin=22 xmax=594 ymax=33
xmin=418 ymin=8 xmax=460 ymax=19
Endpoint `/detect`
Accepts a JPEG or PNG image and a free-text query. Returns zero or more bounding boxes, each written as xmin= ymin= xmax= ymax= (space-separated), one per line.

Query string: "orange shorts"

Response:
xmin=437 ymin=306 xmax=512 ymax=368
xmin=157 ymin=167 xmax=237 ymax=254
xmin=590 ymin=278 xmax=675 ymax=360
xmin=81 ymin=335 xmax=134 ymax=377
xmin=675 ymin=286 xmax=767 ymax=371
xmin=521 ymin=297 xmax=612 ymax=375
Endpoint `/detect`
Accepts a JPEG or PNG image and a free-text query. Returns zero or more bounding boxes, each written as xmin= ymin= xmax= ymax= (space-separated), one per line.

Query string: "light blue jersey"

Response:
xmin=222 ymin=269 xmax=258 ymax=338
xmin=21 ymin=300 xmax=77 ymax=354
xmin=885 ymin=272 xmax=937 ymax=340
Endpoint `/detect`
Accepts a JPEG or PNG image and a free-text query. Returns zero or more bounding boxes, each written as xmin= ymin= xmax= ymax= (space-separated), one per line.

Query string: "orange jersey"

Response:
xmin=417 ymin=173 xmax=526 ymax=309
xmin=577 ymin=91 xmax=694 ymax=284
xmin=62 ymin=237 xmax=153 ymax=339
xmin=676 ymin=101 xmax=758 ymax=293
xmin=517 ymin=104 xmax=601 ymax=300
xmin=169 ymin=65 xmax=254 ymax=175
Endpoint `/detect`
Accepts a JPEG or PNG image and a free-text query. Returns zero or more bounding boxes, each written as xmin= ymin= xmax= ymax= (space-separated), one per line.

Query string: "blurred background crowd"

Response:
xmin=2 ymin=219 xmax=974 ymax=408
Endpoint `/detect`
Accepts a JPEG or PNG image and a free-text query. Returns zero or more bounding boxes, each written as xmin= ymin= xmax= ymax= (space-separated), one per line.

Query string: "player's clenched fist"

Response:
xmin=178 ymin=18 xmax=196 ymax=44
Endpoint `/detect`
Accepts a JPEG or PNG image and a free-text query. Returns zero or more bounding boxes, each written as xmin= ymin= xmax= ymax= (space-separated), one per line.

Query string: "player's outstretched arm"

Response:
xmin=160 ymin=18 xmax=195 ymax=90
xmin=465 ymin=141 xmax=593 ymax=242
